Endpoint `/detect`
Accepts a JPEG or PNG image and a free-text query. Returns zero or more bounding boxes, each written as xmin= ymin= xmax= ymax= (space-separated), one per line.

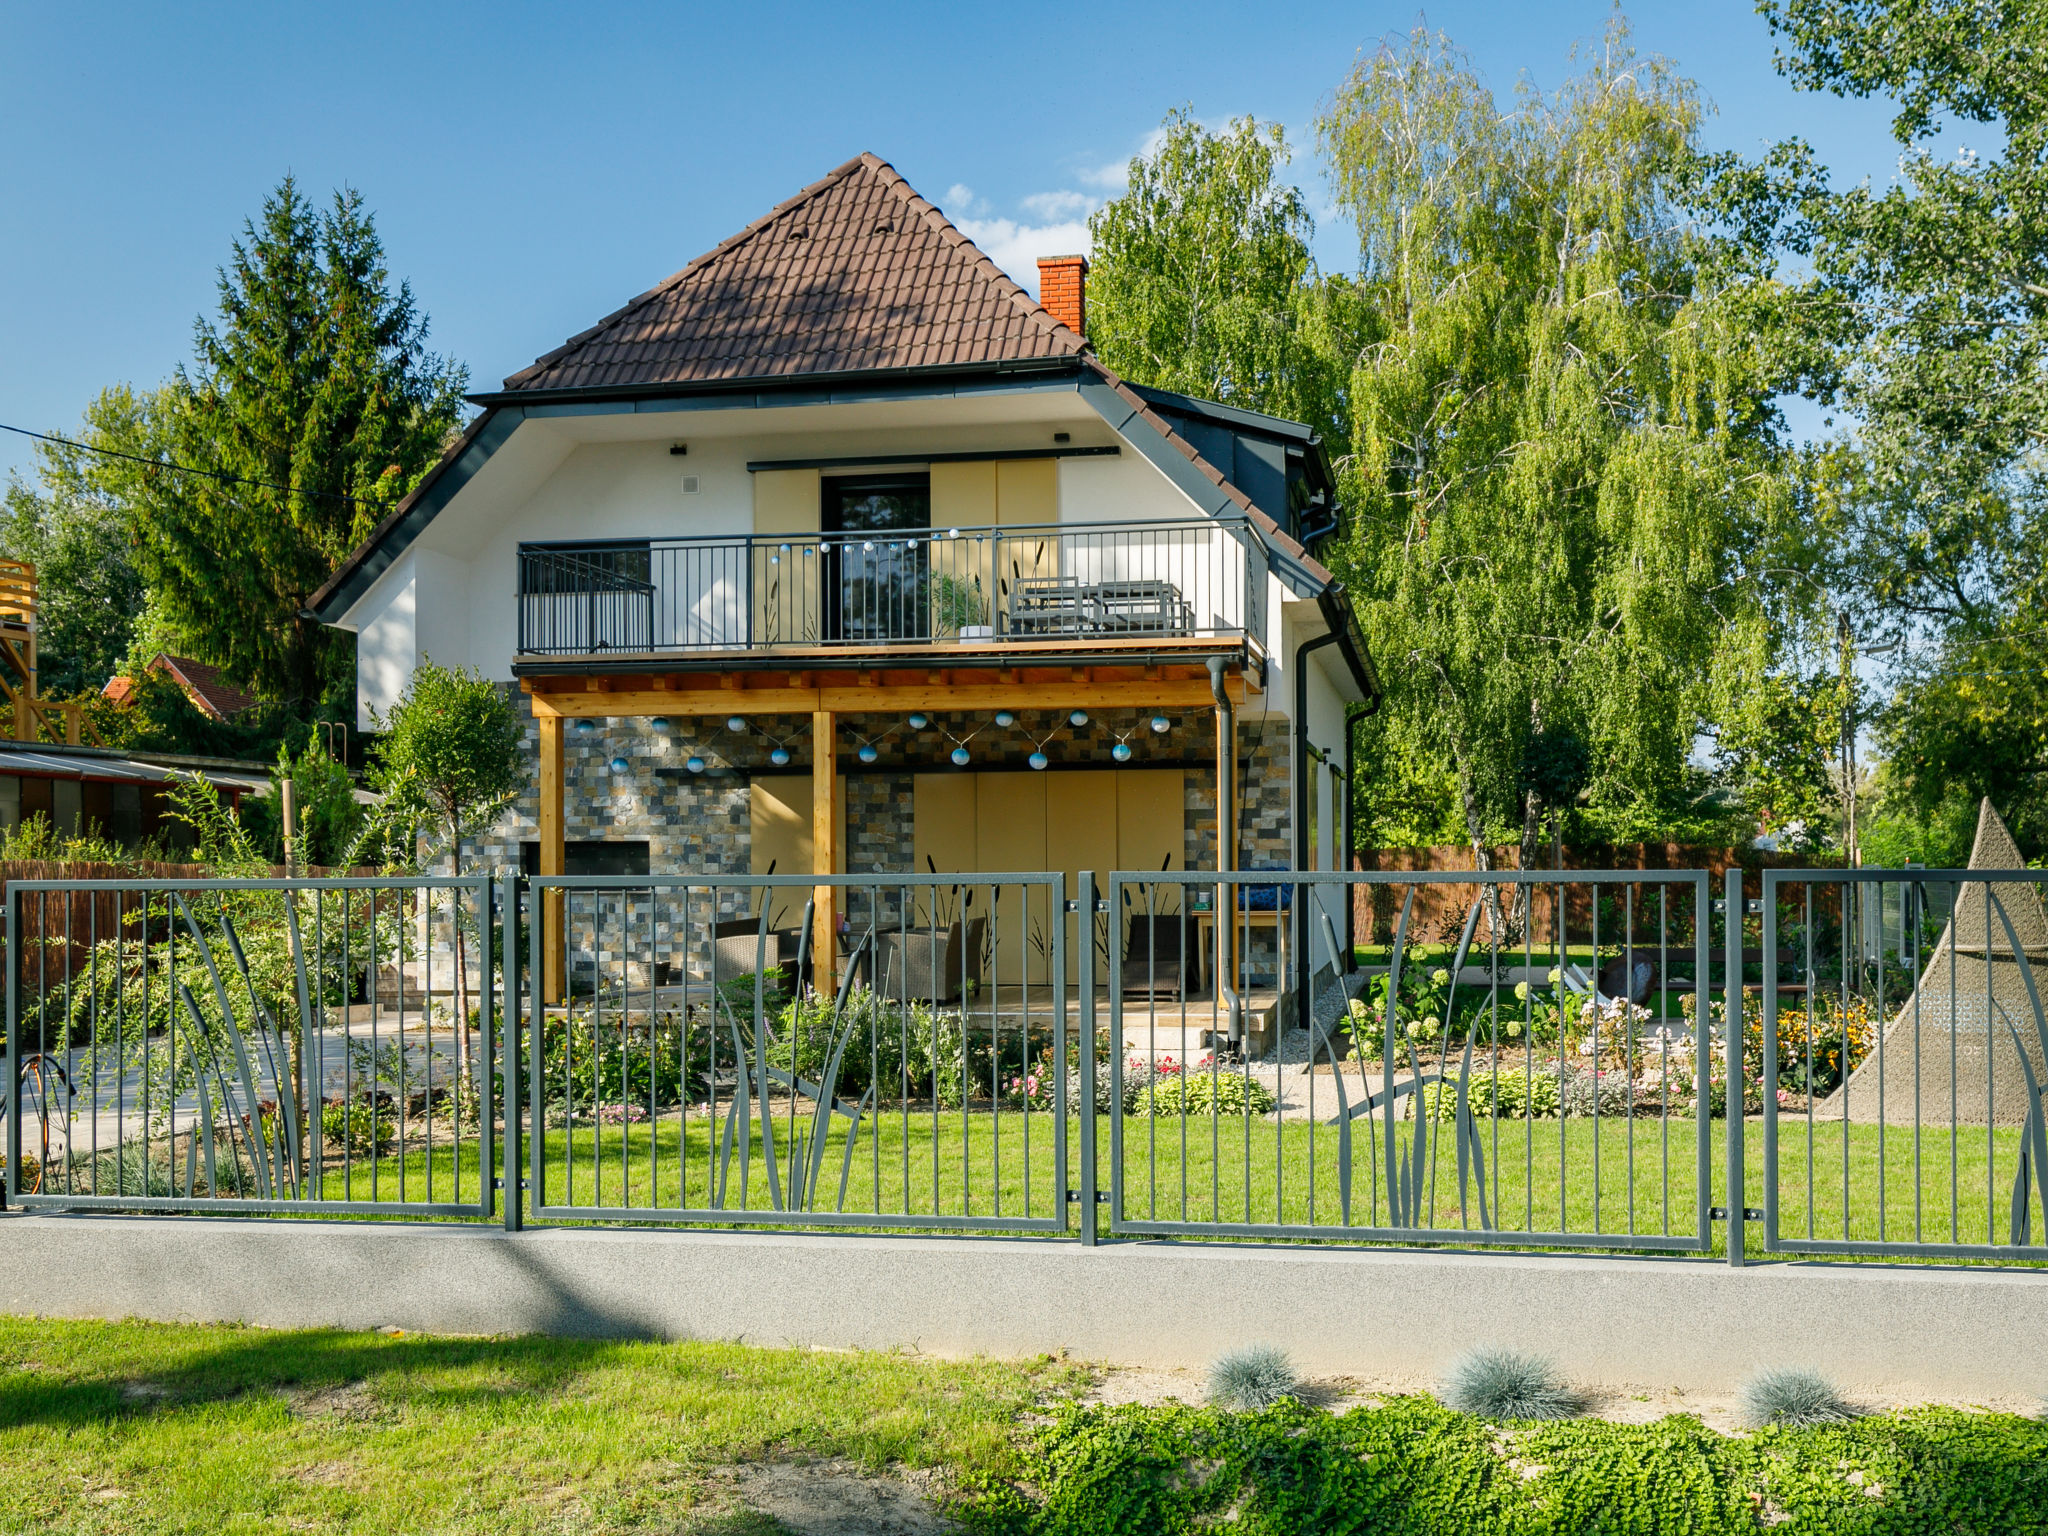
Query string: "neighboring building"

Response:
xmin=309 ymin=153 xmax=1378 ymax=1002
xmin=102 ymin=654 xmax=262 ymax=721
xmin=0 ymin=743 xmax=266 ymax=850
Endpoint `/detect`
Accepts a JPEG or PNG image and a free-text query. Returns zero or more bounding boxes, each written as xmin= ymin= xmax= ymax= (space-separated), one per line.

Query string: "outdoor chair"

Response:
xmin=873 ymin=917 xmax=986 ymax=1004
xmin=1123 ymin=912 xmax=1197 ymax=1003
xmin=712 ymin=919 xmax=805 ymax=996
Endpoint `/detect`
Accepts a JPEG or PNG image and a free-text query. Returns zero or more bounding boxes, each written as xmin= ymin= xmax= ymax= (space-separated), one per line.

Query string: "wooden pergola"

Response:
xmin=520 ymin=647 xmax=1257 ymax=1003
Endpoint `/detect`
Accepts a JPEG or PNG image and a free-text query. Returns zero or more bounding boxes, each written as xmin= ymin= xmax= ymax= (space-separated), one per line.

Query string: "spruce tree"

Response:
xmin=136 ymin=178 xmax=468 ymax=708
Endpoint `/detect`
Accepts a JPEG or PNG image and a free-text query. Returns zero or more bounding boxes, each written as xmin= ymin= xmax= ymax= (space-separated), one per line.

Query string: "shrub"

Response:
xmin=1558 ymin=1065 xmax=1637 ymax=1118
xmin=321 ymin=1097 xmax=397 ymax=1157
xmin=539 ymin=1008 xmax=708 ymax=1114
xmin=1440 ymin=1346 xmax=1583 ymax=1421
xmin=1135 ymin=1070 xmax=1276 ymax=1118
xmin=1420 ymin=1067 xmax=1560 ymax=1122
xmin=1206 ymin=1344 xmax=1299 ymax=1411
xmin=773 ymin=985 xmax=975 ymax=1107
xmin=1739 ymin=1366 xmax=1857 ymax=1428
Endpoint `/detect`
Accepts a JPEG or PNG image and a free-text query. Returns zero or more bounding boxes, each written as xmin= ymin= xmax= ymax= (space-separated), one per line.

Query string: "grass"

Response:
xmin=0 ymin=1316 xmax=1087 ymax=1535
xmin=46 ymin=1106 xmax=2048 ymax=1260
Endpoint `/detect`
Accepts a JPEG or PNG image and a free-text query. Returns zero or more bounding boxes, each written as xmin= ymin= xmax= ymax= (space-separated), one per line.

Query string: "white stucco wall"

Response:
xmin=353 ymin=552 xmax=416 ymax=729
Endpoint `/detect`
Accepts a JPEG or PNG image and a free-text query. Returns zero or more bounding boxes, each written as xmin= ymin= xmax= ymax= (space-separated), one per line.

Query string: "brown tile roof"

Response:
xmin=500 ymin=153 xmax=1086 ymax=394
xmin=152 ymin=655 xmax=260 ymax=721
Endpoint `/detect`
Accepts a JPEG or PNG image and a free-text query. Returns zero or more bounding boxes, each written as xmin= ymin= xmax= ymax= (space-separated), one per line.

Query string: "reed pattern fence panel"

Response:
xmin=515 ymin=872 xmax=1078 ymax=1234
xmin=4 ymin=874 xmax=499 ymax=1218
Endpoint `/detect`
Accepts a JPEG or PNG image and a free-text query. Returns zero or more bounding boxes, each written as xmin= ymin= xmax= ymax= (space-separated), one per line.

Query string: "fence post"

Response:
xmin=1078 ymin=871 xmax=1097 ymax=1247
xmin=501 ymin=870 xmax=523 ymax=1233
xmin=1725 ymin=865 xmax=1745 ymax=1268
xmin=2 ymin=885 xmax=14 ymax=1212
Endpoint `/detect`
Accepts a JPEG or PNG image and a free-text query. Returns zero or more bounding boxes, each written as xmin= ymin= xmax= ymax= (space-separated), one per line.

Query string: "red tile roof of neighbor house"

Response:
xmin=101 ymin=655 xmax=259 ymax=721
xmin=500 ymin=153 xmax=1087 ymax=393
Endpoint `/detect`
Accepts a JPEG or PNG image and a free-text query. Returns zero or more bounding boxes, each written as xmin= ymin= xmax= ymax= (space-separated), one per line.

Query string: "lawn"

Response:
xmin=0 ymin=1316 xmax=1086 ymax=1535
xmin=283 ymin=1108 xmax=2044 ymax=1260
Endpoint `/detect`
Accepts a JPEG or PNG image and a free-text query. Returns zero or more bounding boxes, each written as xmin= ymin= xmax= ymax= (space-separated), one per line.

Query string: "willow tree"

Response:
xmin=1318 ymin=23 xmax=1799 ymax=890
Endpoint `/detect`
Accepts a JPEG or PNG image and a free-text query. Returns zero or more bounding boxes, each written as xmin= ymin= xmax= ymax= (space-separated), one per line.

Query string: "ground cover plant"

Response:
xmin=965 ymin=1396 xmax=2048 ymax=1535
xmin=0 ymin=1316 xmax=1086 ymax=1535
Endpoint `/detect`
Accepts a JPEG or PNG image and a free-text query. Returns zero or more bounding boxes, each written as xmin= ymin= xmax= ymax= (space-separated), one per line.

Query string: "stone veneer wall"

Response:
xmin=463 ymin=690 xmax=1297 ymax=987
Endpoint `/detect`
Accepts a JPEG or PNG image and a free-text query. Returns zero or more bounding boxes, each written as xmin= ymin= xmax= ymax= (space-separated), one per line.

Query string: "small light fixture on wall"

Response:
xmin=608 ymin=756 xmax=630 ymax=774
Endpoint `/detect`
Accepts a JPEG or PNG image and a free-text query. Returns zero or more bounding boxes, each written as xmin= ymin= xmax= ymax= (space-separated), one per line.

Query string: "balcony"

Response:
xmin=515 ymin=517 xmax=1267 ymax=661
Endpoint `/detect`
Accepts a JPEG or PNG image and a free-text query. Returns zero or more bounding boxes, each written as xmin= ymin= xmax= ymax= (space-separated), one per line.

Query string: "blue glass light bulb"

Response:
xmin=908 ymin=712 xmax=929 ymax=730
xmin=685 ymin=755 xmax=706 ymax=774
xmin=1112 ymin=742 xmax=1133 ymax=762
xmin=770 ymin=747 xmax=791 ymax=766
xmin=858 ymin=743 xmax=878 ymax=764
xmin=1151 ymin=715 xmax=1171 ymax=734
xmin=1069 ymin=710 xmax=1089 ymax=727
xmin=950 ymin=746 xmax=971 ymax=767
xmin=994 ymin=710 xmax=1014 ymax=728
xmin=1028 ymin=751 xmax=1049 ymax=771
xmin=608 ymin=756 xmax=630 ymax=774
xmin=726 ymin=715 xmax=746 ymax=733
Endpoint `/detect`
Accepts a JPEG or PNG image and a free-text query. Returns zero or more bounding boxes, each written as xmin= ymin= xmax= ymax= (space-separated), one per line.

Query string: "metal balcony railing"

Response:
xmin=515 ymin=518 xmax=1266 ymax=657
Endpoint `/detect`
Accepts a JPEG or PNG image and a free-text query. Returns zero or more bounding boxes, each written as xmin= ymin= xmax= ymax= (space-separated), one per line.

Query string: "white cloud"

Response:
xmin=1019 ymin=189 xmax=1093 ymax=221
xmin=943 ymin=183 xmax=987 ymax=215
xmin=1072 ymin=125 xmax=1171 ymax=193
xmin=952 ymin=216 xmax=1094 ymax=293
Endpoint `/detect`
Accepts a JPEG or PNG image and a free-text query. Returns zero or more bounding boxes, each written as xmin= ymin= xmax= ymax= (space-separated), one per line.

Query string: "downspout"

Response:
xmin=1294 ymin=627 xmax=1342 ymax=1029
xmin=1343 ymin=697 xmax=1381 ymax=965
xmin=1207 ymin=655 xmax=1242 ymax=1050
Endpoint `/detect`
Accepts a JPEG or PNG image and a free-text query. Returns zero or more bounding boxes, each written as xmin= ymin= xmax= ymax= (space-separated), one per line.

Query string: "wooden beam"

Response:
xmin=524 ymin=677 xmax=1247 ymax=718
xmin=537 ymin=711 xmax=566 ymax=1005
xmin=812 ymin=709 xmax=837 ymax=995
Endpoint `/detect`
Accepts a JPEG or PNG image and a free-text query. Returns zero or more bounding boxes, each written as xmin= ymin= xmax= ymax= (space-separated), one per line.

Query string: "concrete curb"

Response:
xmin=3 ymin=1212 xmax=2045 ymax=1395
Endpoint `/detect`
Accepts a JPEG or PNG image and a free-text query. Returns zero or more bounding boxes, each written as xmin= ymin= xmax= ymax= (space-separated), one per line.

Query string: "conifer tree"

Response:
xmin=136 ymin=178 xmax=468 ymax=708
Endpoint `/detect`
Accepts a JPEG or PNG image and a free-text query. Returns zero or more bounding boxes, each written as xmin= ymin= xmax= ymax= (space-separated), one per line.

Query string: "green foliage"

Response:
xmin=537 ymin=1007 xmax=709 ymax=1116
xmin=131 ymin=177 xmax=467 ymax=707
xmin=1701 ymin=3 xmax=2048 ymax=853
xmin=370 ymin=660 xmax=525 ymax=875
xmin=237 ymin=737 xmax=363 ymax=868
xmin=1135 ymin=1069 xmax=1276 ymax=1118
xmin=771 ymin=984 xmax=975 ymax=1107
xmin=966 ymin=1397 xmax=2048 ymax=1535
xmin=1087 ymin=111 xmax=1337 ymax=438
xmin=0 ymin=387 xmax=154 ymax=696
xmin=1421 ymin=1067 xmax=1561 ymax=1123
xmin=320 ymin=1097 xmax=396 ymax=1158
xmin=1315 ymin=22 xmax=1799 ymax=862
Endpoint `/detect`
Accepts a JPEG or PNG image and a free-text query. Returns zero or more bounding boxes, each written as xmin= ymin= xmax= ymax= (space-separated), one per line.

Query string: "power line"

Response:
xmin=1 ymin=421 xmax=373 ymax=506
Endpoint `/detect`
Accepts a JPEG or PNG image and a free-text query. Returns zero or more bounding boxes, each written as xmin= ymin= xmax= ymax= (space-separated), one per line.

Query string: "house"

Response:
xmin=0 ymin=742 xmax=265 ymax=849
xmin=309 ymin=153 xmax=1378 ymax=1010
xmin=102 ymin=654 xmax=262 ymax=721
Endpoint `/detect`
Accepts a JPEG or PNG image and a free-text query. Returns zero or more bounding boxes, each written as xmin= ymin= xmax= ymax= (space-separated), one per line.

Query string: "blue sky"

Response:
xmin=0 ymin=1 xmax=1917 ymax=486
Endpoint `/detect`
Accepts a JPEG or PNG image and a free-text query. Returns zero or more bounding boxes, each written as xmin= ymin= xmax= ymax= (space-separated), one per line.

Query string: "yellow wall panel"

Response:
xmin=752 ymin=469 xmax=821 ymax=534
xmin=974 ymin=773 xmax=1048 ymax=985
xmin=749 ymin=774 xmax=846 ymax=878
xmin=996 ymin=459 xmax=1058 ymax=525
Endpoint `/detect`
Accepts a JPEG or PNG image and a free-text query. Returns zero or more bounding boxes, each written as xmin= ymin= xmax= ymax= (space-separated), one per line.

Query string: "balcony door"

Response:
xmin=823 ymin=474 xmax=929 ymax=642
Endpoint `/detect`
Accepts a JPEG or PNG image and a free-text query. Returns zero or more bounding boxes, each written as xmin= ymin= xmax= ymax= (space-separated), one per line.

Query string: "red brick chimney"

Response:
xmin=1037 ymin=254 xmax=1087 ymax=338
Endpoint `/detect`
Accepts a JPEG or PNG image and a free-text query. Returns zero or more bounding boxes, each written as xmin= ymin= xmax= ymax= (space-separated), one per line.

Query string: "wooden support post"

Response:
xmin=537 ymin=711 xmax=566 ymax=1005
xmin=812 ymin=710 xmax=837 ymax=994
xmin=1216 ymin=695 xmax=1238 ymax=1002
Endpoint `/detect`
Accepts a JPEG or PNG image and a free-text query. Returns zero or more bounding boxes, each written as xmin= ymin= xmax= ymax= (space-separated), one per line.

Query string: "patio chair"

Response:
xmin=873 ymin=917 xmax=986 ymax=1003
xmin=1123 ymin=912 xmax=1197 ymax=1003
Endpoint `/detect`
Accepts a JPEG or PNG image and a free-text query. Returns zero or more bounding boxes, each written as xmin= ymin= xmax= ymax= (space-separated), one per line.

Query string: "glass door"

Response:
xmin=824 ymin=474 xmax=930 ymax=642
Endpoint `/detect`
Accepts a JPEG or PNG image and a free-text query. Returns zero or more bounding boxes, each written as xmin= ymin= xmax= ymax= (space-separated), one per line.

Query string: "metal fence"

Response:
xmin=5 ymin=862 xmax=2045 ymax=1273
xmin=515 ymin=518 xmax=1264 ymax=656
xmin=514 ymin=872 xmax=1079 ymax=1234
xmin=1758 ymin=866 xmax=2048 ymax=1263
xmin=1103 ymin=868 xmax=1719 ymax=1252
xmin=3 ymin=874 xmax=498 ymax=1217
